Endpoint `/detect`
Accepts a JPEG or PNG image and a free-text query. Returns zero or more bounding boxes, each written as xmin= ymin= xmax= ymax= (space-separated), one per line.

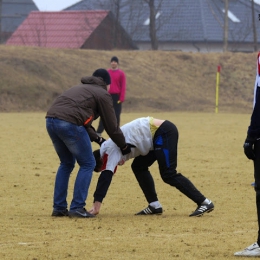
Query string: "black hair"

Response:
xmin=93 ymin=149 xmax=103 ymax=172
xmin=92 ymin=68 xmax=111 ymax=85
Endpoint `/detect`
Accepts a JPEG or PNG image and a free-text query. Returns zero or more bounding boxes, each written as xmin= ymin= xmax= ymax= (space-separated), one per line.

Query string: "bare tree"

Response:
xmin=136 ymin=0 xmax=181 ymax=50
xmin=112 ymin=0 xmax=120 ymax=48
xmin=207 ymin=0 xmax=259 ymax=52
xmin=14 ymin=12 xmax=48 ymax=47
xmin=74 ymin=0 xmax=182 ymax=50
xmin=251 ymin=0 xmax=258 ymax=51
xmin=81 ymin=0 xmax=127 ymax=48
xmin=223 ymin=0 xmax=228 ymax=52
xmin=143 ymin=0 xmax=158 ymax=50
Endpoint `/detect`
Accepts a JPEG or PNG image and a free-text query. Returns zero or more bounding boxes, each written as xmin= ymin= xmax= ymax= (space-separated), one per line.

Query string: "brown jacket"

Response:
xmin=46 ymin=76 xmax=126 ymax=148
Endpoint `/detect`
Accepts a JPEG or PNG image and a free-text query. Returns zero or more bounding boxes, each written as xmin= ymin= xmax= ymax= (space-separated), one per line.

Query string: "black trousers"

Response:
xmin=97 ymin=94 xmax=122 ymax=134
xmin=131 ymin=120 xmax=206 ymax=205
xmin=254 ymin=139 xmax=260 ymax=245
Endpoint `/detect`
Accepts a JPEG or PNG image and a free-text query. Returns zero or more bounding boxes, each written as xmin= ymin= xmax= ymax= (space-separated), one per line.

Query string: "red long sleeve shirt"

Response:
xmin=107 ymin=69 xmax=126 ymax=102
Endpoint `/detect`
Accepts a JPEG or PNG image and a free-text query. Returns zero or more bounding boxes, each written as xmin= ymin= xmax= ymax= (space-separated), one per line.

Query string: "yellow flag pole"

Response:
xmin=215 ymin=65 xmax=221 ymax=113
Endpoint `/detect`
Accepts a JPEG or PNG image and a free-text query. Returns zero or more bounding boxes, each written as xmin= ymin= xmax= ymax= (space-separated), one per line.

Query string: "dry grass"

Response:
xmin=0 ymin=45 xmax=257 ymax=113
xmin=0 ymin=111 xmax=257 ymax=259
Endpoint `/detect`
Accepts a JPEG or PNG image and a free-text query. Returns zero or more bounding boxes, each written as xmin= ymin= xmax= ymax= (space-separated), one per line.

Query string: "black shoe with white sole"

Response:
xmin=189 ymin=202 xmax=214 ymax=217
xmin=135 ymin=205 xmax=163 ymax=215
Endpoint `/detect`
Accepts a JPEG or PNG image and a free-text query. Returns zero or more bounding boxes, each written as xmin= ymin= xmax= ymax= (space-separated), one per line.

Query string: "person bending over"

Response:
xmin=90 ymin=117 xmax=214 ymax=217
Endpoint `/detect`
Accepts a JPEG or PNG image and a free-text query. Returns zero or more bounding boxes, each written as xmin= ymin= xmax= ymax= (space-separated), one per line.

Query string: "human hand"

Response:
xmin=243 ymin=138 xmax=255 ymax=160
xmin=117 ymin=100 xmax=121 ymax=104
xmin=120 ymin=143 xmax=136 ymax=155
xmin=89 ymin=201 xmax=102 ymax=215
xmin=94 ymin=136 xmax=106 ymax=147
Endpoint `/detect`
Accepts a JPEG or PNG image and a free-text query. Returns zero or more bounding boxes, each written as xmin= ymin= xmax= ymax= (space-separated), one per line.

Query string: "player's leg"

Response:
xmin=131 ymin=153 xmax=162 ymax=215
xmin=68 ymin=126 xmax=95 ymax=217
xmin=46 ymin=117 xmax=75 ymax=217
xmin=234 ymin=139 xmax=260 ymax=256
xmin=111 ymin=94 xmax=121 ymax=125
xmin=154 ymin=120 xmax=213 ymax=216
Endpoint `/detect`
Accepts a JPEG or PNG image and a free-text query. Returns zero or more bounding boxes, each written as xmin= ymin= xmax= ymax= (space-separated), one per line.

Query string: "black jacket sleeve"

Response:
xmin=248 ymin=87 xmax=260 ymax=141
xmin=93 ymin=170 xmax=113 ymax=203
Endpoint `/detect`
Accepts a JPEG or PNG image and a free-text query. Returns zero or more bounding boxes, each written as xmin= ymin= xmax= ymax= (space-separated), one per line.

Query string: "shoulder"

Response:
xmin=118 ymin=69 xmax=125 ymax=75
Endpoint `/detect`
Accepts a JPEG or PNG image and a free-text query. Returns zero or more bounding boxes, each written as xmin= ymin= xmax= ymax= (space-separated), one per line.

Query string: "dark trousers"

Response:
xmin=131 ymin=120 xmax=206 ymax=205
xmin=97 ymin=94 xmax=122 ymax=134
xmin=254 ymin=139 xmax=260 ymax=245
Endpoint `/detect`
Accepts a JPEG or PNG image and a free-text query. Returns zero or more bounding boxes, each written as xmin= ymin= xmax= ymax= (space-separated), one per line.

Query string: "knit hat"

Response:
xmin=92 ymin=68 xmax=111 ymax=85
xmin=110 ymin=56 xmax=119 ymax=63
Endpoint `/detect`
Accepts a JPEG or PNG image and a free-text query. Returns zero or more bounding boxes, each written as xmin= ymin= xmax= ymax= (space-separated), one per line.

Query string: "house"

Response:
xmin=64 ymin=0 xmax=260 ymax=52
xmin=6 ymin=10 xmax=137 ymax=50
xmin=1 ymin=0 xmax=38 ymax=43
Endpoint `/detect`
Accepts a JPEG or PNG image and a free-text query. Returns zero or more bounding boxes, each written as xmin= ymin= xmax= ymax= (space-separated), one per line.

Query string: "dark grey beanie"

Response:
xmin=92 ymin=68 xmax=111 ymax=85
xmin=110 ymin=56 xmax=119 ymax=63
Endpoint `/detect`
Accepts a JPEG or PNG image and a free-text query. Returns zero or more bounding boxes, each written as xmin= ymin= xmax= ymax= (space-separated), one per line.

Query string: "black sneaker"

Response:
xmin=68 ymin=208 xmax=95 ymax=218
xmin=51 ymin=209 xmax=68 ymax=217
xmin=135 ymin=205 xmax=163 ymax=215
xmin=189 ymin=202 xmax=214 ymax=217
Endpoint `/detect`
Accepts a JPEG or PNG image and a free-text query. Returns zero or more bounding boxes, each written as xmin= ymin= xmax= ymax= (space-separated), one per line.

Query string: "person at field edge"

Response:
xmin=234 ymin=52 xmax=260 ymax=256
xmin=89 ymin=116 xmax=214 ymax=217
xmin=45 ymin=68 xmax=134 ymax=218
xmin=96 ymin=56 xmax=126 ymax=136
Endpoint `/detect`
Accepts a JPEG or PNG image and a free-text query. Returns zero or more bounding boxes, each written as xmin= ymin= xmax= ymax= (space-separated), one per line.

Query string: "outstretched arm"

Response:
xmin=89 ymin=170 xmax=113 ymax=215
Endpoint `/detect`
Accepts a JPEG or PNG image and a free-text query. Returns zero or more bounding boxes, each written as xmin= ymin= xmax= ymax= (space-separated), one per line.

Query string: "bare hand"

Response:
xmin=89 ymin=201 xmax=102 ymax=215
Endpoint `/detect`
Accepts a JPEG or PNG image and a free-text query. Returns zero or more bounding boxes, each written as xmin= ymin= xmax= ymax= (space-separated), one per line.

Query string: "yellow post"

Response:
xmin=215 ymin=65 xmax=221 ymax=113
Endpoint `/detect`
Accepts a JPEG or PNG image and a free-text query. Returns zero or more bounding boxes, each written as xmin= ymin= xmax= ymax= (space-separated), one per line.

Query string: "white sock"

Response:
xmin=202 ymin=198 xmax=211 ymax=205
xmin=150 ymin=201 xmax=162 ymax=209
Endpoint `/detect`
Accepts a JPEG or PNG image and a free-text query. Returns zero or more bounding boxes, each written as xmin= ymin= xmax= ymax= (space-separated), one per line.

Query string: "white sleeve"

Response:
xmin=101 ymin=141 xmax=122 ymax=173
xmin=105 ymin=148 xmax=122 ymax=173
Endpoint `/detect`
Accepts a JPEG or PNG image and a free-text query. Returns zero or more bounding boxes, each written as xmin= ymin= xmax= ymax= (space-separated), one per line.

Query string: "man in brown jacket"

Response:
xmin=46 ymin=68 xmax=133 ymax=218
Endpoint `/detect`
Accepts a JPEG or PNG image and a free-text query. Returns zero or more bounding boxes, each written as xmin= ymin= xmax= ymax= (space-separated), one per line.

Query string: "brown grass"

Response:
xmin=0 ymin=111 xmax=257 ymax=259
xmin=0 ymin=45 xmax=257 ymax=113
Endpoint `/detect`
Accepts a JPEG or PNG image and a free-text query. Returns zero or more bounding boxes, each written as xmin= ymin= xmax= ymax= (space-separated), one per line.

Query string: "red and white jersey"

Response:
xmin=254 ymin=52 xmax=260 ymax=107
xmin=100 ymin=117 xmax=153 ymax=173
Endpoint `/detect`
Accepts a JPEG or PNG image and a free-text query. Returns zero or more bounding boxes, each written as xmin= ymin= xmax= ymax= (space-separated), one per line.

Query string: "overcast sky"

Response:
xmin=33 ymin=0 xmax=80 ymax=11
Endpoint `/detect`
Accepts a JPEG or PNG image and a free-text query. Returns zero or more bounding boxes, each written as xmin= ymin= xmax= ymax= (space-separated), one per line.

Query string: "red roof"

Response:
xmin=6 ymin=11 xmax=110 ymax=49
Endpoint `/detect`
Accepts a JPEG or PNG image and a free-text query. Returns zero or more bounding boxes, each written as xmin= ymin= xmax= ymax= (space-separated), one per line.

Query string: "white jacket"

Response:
xmin=100 ymin=117 xmax=153 ymax=172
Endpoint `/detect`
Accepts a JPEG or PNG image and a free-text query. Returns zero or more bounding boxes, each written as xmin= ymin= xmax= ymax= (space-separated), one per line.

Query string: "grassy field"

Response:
xmin=0 ymin=111 xmax=257 ymax=259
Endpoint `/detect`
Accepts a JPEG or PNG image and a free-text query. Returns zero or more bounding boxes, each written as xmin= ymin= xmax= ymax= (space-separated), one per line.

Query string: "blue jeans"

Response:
xmin=46 ymin=118 xmax=95 ymax=211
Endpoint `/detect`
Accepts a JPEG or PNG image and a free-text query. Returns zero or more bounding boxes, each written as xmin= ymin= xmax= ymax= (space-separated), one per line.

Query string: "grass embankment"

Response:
xmin=0 ymin=45 xmax=256 ymax=113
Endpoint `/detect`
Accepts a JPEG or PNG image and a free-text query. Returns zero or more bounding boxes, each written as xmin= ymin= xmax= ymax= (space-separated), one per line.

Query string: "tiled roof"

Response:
xmin=2 ymin=0 xmax=38 ymax=32
xmin=6 ymin=11 xmax=110 ymax=48
xmin=64 ymin=0 xmax=260 ymax=43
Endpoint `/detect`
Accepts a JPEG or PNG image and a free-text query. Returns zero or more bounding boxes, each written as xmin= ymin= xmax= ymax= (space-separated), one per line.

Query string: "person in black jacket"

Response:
xmin=45 ymin=68 xmax=133 ymax=218
xmin=235 ymin=53 xmax=260 ymax=256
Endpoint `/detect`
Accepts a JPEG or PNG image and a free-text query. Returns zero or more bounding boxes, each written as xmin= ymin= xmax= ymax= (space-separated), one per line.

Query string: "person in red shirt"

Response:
xmin=97 ymin=56 xmax=126 ymax=136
